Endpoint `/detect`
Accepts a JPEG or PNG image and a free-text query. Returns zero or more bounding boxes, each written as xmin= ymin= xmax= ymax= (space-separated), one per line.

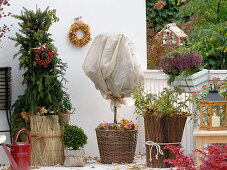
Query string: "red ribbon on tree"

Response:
xmin=34 ymin=44 xmax=53 ymax=66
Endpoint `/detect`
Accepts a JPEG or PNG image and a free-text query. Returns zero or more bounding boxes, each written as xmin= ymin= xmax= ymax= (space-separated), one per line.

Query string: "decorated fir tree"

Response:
xmin=11 ymin=7 xmax=72 ymax=136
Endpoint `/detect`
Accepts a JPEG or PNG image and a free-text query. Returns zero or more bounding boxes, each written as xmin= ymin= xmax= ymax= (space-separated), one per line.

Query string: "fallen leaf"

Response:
xmin=31 ymin=165 xmax=40 ymax=169
xmin=54 ymin=164 xmax=61 ymax=167
xmin=1 ymin=166 xmax=10 ymax=170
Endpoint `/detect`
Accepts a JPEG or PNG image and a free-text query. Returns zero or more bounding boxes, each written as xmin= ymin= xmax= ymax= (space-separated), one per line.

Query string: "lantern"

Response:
xmin=200 ymin=89 xmax=227 ymax=130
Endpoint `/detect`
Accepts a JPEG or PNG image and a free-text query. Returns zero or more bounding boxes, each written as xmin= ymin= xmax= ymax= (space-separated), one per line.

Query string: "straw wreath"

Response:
xmin=69 ymin=17 xmax=91 ymax=47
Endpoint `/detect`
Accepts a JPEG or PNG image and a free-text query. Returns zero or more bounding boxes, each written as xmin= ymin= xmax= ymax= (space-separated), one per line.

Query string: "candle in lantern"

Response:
xmin=212 ymin=114 xmax=220 ymax=127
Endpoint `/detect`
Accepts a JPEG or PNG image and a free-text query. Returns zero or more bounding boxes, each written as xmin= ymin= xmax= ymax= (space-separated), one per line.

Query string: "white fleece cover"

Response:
xmin=82 ymin=33 xmax=144 ymax=107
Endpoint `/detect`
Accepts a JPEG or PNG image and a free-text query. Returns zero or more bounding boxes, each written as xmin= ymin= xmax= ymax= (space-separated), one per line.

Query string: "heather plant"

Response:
xmin=159 ymin=50 xmax=202 ymax=84
xmin=164 ymin=144 xmax=227 ymax=170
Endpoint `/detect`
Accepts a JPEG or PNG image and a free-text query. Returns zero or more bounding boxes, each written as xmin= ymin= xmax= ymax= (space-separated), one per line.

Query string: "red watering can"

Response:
xmin=0 ymin=128 xmax=31 ymax=170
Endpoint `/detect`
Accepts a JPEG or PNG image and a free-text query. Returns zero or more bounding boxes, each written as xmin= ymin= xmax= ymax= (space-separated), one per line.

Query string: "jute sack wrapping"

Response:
xmin=64 ymin=149 xmax=85 ymax=167
xmin=30 ymin=115 xmax=64 ymax=166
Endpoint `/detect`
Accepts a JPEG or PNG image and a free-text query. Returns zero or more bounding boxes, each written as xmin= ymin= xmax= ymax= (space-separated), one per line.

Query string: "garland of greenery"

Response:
xmin=68 ymin=17 xmax=91 ymax=47
xmin=10 ymin=7 xmax=72 ymax=137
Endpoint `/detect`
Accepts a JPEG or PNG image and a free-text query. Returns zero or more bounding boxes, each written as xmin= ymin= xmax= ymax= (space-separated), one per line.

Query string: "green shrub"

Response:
xmin=63 ymin=125 xmax=87 ymax=150
xmin=146 ymin=0 xmax=189 ymax=33
xmin=179 ymin=0 xmax=227 ymax=69
xmin=131 ymin=85 xmax=192 ymax=117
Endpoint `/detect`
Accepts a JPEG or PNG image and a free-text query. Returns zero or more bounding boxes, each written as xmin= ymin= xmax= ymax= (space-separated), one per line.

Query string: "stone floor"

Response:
xmin=1 ymin=155 xmax=174 ymax=170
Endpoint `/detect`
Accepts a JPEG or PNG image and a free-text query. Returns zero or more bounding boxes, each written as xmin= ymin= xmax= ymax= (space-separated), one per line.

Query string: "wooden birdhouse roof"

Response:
xmin=158 ymin=23 xmax=188 ymax=39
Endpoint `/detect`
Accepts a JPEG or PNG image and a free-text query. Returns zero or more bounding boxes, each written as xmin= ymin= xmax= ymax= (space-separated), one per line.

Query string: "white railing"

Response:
xmin=141 ymin=69 xmax=227 ymax=155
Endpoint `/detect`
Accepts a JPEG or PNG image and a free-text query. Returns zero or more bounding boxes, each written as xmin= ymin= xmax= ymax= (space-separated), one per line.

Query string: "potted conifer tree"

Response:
xmin=11 ymin=7 xmax=72 ymax=166
xmin=62 ymin=125 xmax=88 ymax=167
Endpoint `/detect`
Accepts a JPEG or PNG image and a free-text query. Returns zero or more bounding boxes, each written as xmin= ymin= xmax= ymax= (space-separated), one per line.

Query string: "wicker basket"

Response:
xmin=144 ymin=114 xmax=187 ymax=168
xmin=96 ymin=129 xmax=138 ymax=164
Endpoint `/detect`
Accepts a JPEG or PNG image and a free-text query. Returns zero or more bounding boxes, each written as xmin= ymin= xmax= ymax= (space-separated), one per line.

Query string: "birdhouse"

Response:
xmin=158 ymin=23 xmax=188 ymax=46
xmin=199 ymin=88 xmax=227 ymax=131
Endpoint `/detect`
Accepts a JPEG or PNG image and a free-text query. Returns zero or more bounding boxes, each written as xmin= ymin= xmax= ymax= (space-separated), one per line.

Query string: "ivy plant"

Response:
xmin=146 ymin=0 xmax=190 ymax=69
xmin=146 ymin=0 xmax=190 ymax=34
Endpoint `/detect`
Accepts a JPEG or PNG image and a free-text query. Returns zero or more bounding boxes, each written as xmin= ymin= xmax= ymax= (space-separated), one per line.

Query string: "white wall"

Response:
xmin=0 ymin=0 xmax=147 ymax=164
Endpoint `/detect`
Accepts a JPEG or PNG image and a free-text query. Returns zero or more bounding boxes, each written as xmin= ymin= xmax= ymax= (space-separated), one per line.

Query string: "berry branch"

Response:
xmin=0 ymin=0 xmax=12 ymax=43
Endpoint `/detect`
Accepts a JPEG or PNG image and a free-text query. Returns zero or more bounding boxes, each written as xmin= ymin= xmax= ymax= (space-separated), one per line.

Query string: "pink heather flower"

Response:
xmin=210 ymin=77 xmax=220 ymax=81
xmin=159 ymin=51 xmax=202 ymax=75
xmin=217 ymin=82 xmax=224 ymax=87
